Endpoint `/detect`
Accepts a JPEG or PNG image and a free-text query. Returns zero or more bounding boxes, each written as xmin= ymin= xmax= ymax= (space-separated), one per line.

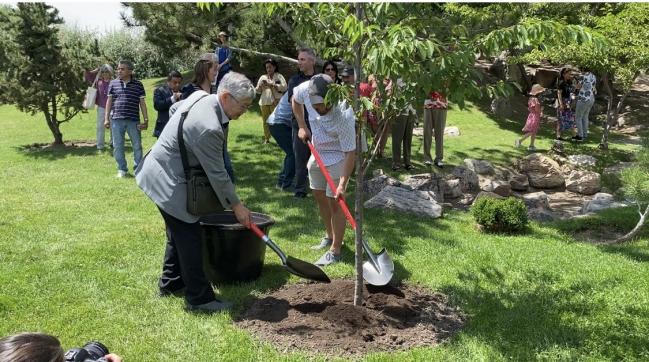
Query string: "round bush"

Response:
xmin=471 ymin=196 xmax=529 ymax=233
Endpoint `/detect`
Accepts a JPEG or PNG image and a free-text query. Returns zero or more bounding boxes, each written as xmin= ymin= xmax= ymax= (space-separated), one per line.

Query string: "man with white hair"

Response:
xmin=135 ymin=71 xmax=254 ymax=314
xmin=293 ymin=74 xmax=356 ymax=266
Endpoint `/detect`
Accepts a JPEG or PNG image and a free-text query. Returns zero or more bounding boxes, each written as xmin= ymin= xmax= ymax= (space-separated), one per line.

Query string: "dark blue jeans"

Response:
xmin=269 ymin=124 xmax=295 ymax=189
xmin=291 ymin=119 xmax=311 ymax=194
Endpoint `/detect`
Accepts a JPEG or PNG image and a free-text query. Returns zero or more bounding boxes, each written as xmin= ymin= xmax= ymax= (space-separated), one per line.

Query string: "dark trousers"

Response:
xmin=291 ymin=119 xmax=311 ymax=194
xmin=158 ymin=208 xmax=215 ymax=306
xmin=392 ymin=112 xmax=415 ymax=166
xmin=269 ymin=124 xmax=295 ymax=189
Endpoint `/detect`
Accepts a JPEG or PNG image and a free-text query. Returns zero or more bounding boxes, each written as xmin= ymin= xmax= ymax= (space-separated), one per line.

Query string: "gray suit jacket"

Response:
xmin=135 ymin=91 xmax=240 ymax=223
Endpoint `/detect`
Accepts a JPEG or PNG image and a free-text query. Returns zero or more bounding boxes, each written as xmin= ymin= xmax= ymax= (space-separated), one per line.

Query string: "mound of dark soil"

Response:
xmin=236 ymin=279 xmax=465 ymax=357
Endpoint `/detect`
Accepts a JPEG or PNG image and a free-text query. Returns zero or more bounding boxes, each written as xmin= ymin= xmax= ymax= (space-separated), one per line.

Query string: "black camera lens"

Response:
xmin=82 ymin=341 xmax=109 ymax=359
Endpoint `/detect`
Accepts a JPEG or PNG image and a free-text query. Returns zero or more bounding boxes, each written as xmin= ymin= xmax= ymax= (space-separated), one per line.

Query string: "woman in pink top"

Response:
xmin=85 ymin=64 xmax=114 ymax=150
xmin=515 ymin=84 xmax=545 ymax=151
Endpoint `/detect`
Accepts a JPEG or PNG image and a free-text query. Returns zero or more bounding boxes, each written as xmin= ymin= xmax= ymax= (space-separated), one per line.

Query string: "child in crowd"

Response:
xmin=515 ymin=84 xmax=545 ymax=151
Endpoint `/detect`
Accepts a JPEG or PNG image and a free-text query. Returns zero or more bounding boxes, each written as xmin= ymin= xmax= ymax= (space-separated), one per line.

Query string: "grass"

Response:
xmin=1 ymin=76 xmax=648 ymax=361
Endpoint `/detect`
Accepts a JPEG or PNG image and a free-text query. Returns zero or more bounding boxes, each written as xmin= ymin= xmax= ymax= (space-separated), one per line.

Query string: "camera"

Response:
xmin=64 ymin=341 xmax=110 ymax=362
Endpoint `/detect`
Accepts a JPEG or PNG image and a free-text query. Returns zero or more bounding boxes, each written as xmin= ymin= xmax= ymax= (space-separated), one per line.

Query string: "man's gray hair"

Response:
xmin=119 ymin=60 xmax=134 ymax=71
xmin=217 ymin=72 xmax=255 ymax=101
xmin=298 ymin=47 xmax=316 ymax=60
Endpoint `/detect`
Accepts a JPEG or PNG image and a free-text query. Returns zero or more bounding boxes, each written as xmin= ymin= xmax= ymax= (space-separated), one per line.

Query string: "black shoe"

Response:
xmin=294 ymin=191 xmax=307 ymax=199
xmin=159 ymin=287 xmax=185 ymax=298
xmin=404 ymin=164 xmax=414 ymax=170
xmin=185 ymin=299 xmax=233 ymax=314
xmin=571 ymin=135 xmax=583 ymax=142
xmin=556 ymin=136 xmax=565 ymax=141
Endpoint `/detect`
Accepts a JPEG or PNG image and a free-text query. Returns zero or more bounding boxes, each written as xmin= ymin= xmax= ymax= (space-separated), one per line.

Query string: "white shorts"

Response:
xmin=308 ymin=157 xmax=344 ymax=198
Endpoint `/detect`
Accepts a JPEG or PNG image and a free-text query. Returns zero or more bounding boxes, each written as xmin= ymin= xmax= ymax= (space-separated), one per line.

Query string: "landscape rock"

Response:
xmin=509 ymin=173 xmax=529 ymax=191
xmin=401 ymin=173 xmax=445 ymax=202
xmin=451 ymin=166 xmax=480 ymax=192
xmin=567 ymin=154 xmax=597 ymax=168
xmin=518 ymin=154 xmax=565 ymax=189
xmin=581 ymin=193 xmax=628 ymax=214
xmin=412 ymin=127 xmax=424 ymax=137
xmin=551 ymin=140 xmax=565 ymax=154
xmin=443 ymin=178 xmax=463 ymax=199
xmin=464 ymin=159 xmax=495 ymax=175
xmin=364 ymin=174 xmax=401 ymax=199
xmin=521 ymin=191 xmax=551 ymax=210
xmin=444 ymin=126 xmax=460 ymax=137
xmin=473 ymin=191 xmax=504 ymax=203
xmin=364 ymin=186 xmax=443 ymax=218
xmin=528 ymin=208 xmax=556 ymax=222
xmin=565 ymin=170 xmax=601 ymax=195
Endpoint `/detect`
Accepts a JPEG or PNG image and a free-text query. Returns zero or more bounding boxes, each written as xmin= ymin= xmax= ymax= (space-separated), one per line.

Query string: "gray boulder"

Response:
xmin=364 ymin=186 xmax=443 ymax=218
xmin=364 ymin=174 xmax=401 ymax=199
xmin=509 ymin=173 xmax=529 ymax=191
xmin=582 ymin=193 xmax=628 ymax=214
xmin=521 ymin=191 xmax=551 ymax=210
xmin=464 ymin=158 xmax=495 ymax=175
xmin=451 ymin=166 xmax=480 ymax=192
xmin=443 ymin=178 xmax=463 ymax=199
xmin=567 ymin=154 xmax=597 ymax=169
xmin=518 ymin=154 xmax=565 ymax=189
xmin=480 ymin=179 xmax=512 ymax=197
xmin=444 ymin=126 xmax=461 ymax=137
xmin=565 ymin=170 xmax=601 ymax=195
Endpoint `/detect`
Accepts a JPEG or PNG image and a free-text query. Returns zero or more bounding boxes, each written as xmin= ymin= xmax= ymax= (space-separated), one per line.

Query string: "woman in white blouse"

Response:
xmin=256 ymin=58 xmax=287 ymax=144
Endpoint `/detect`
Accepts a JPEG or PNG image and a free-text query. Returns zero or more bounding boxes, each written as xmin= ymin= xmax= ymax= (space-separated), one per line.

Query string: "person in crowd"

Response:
xmin=423 ymin=89 xmax=448 ymax=168
xmin=256 ymin=58 xmax=287 ymax=144
xmin=85 ymin=64 xmax=114 ymax=150
xmin=287 ymin=47 xmax=317 ymax=199
xmin=374 ymin=77 xmax=393 ymax=159
xmin=135 ymin=72 xmax=254 ymax=314
xmin=555 ymin=67 xmax=577 ymax=141
xmin=340 ymin=66 xmax=355 ymax=85
xmin=515 ymin=84 xmax=545 ymax=151
xmin=294 ymin=74 xmax=356 ymax=265
xmin=104 ymin=60 xmax=149 ymax=178
xmin=267 ymin=93 xmax=295 ymax=192
xmin=359 ymin=74 xmax=378 ymax=134
xmin=214 ymin=31 xmax=233 ymax=89
xmin=153 ymin=70 xmax=183 ymax=138
xmin=574 ymin=67 xmax=597 ymax=141
xmin=0 ymin=332 xmax=122 ymax=362
xmin=322 ymin=60 xmax=340 ymax=84
xmin=391 ymin=79 xmax=416 ymax=171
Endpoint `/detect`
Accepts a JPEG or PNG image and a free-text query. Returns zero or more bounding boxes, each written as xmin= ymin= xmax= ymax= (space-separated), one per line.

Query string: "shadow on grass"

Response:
xmin=15 ymin=141 xmax=117 ymax=160
xmin=442 ymin=266 xmax=648 ymax=360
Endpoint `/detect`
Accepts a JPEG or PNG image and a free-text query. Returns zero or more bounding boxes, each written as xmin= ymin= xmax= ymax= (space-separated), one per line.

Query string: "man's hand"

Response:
xmin=104 ymin=354 xmax=123 ymax=362
xmin=173 ymin=92 xmax=181 ymax=101
xmin=335 ymin=183 xmax=346 ymax=200
xmin=137 ymin=123 xmax=148 ymax=131
xmin=298 ymin=127 xmax=311 ymax=143
xmin=104 ymin=120 xmax=110 ymax=129
xmin=232 ymin=203 xmax=251 ymax=228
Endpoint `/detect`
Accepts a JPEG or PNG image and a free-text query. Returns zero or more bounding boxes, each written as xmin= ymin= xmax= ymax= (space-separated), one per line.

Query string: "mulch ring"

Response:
xmin=236 ymin=279 xmax=466 ymax=358
xmin=21 ymin=140 xmax=98 ymax=151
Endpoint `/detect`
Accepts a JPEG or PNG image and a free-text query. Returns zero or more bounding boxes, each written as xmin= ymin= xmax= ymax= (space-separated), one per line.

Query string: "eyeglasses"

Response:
xmin=229 ymin=94 xmax=251 ymax=110
xmin=325 ymin=68 xmax=335 ymax=71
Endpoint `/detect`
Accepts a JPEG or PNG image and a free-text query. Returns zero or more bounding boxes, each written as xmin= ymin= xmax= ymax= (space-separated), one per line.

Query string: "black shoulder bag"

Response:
xmin=178 ymin=94 xmax=225 ymax=215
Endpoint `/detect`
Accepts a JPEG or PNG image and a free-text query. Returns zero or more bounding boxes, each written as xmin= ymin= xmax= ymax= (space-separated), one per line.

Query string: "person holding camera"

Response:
xmin=135 ymin=71 xmax=254 ymax=314
xmin=256 ymin=58 xmax=287 ymax=144
xmin=0 ymin=332 xmax=122 ymax=362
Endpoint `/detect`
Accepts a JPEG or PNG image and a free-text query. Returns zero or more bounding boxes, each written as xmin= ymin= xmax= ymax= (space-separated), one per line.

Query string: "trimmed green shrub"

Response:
xmin=471 ymin=196 xmax=529 ymax=233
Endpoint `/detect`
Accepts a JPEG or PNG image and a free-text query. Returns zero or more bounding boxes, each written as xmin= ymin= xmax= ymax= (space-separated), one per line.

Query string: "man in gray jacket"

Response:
xmin=135 ymin=72 xmax=254 ymax=314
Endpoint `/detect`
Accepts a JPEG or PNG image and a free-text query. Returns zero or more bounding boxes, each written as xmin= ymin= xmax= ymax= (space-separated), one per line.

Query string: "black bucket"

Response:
xmin=200 ymin=212 xmax=274 ymax=284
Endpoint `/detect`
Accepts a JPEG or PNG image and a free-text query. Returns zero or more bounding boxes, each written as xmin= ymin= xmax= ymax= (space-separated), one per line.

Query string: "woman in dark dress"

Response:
xmin=556 ymin=68 xmax=577 ymax=140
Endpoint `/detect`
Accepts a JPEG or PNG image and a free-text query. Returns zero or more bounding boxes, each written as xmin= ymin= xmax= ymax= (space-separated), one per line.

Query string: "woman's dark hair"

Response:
xmin=557 ymin=67 xmax=571 ymax=87
xmin=322 ymin=60 xmax=339 ymax=77
xmin=191 ymin=53 xmax=217 ymax=86
xmin=264 ymin=58 xmax=278 ymax=73
xmin=167 ymin=70 xmax=182 ymax=81
xmin=0 ymin=332 xmax=64 ymax=362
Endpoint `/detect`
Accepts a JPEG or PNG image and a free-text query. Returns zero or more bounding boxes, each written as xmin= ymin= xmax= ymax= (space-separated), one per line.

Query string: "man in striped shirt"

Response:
xmin=104 ymin=60 xmax=150 ymax=178
xmin=293 ymin=74 xmax=356 ymax=266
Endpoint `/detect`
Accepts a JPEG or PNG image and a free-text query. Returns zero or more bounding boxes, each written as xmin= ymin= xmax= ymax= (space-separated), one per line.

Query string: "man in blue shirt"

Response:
xmin=267 ymin=92 xmax=295 ymax=192
xmin=104 ymin=60 xmax=149 ymax=178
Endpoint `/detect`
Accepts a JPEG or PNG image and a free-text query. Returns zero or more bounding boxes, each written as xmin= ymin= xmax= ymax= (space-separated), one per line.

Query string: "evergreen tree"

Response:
xmin=0 ymin=3 xmax=93 ymax=145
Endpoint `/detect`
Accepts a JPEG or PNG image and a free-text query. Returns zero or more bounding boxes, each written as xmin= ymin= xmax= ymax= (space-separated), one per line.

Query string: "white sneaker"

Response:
xmin=514 ymin=139 xmax=521 ymax=148
xmin=116 ymin=170 xmax=128 ymax=178
xmin=528 ymin=145 xmax=537 ymax=152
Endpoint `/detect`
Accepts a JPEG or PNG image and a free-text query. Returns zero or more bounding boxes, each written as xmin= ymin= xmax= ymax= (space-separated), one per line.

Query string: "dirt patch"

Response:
xmin=21 ymin=140 xmax=98 ymax=151
xmin=236 ymin=279 xmax=465 ymax=358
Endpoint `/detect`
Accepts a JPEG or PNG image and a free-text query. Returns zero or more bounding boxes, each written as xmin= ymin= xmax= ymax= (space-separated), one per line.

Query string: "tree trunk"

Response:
xmin=43 ymin=106 xmax=63 ymax=145
xmin=599 ymin=72 xmax=615 ymax=150
xmin=614 ymin=204 xmax=649 ymax=243
xmin=353 ymin=3 xmax=365 ymax=307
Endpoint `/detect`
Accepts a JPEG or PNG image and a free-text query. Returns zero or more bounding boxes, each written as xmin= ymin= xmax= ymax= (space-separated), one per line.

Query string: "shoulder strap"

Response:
xmin=178 ymin=94 xmax=210 ymax=179
xmin=92 ymin=71 xmax=100 ymax=88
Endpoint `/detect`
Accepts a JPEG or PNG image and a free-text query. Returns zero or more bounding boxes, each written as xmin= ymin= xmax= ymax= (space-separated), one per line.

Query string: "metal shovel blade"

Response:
xmin=361 ymin=238 xmax=394 ymax=286
xmin=285 ymin=256 xmax=331 ymax=283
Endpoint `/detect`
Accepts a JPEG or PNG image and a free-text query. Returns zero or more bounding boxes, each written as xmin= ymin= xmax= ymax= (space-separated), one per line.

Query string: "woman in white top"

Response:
xmin=256 ymin=58 xmax=287 ymax=144
xmin=575 ymin=67 xmax=597 ymax=140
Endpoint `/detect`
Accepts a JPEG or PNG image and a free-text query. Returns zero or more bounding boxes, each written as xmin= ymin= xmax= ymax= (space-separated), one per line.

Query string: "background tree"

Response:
xmin=0 ymin=3 xmax=95 ymax=145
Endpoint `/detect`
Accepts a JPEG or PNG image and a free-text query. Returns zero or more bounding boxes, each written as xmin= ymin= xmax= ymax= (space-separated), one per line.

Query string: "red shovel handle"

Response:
xmin=307 ymin=141 xmax=357 ymax=230
xmin=249 ymin=222 xmax=266 ymax=239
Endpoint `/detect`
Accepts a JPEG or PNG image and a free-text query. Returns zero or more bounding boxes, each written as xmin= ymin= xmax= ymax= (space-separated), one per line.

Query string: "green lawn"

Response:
xmin=0 ymin=77 xmax=648 ymax=361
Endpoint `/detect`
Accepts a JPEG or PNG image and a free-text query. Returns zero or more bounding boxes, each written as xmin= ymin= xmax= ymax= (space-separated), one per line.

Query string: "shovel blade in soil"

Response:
xmin=286 ymin=256 xmax=331 ymax=283
xmin=362 ymin=248 xmax=394 ymax=286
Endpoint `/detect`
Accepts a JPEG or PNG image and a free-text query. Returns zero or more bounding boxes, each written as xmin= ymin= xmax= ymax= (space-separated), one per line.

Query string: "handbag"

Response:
xmin=82 ymin=71 xmax=100 ymax=110
xmin=178 ymin=94 xmax=225 ymax=215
